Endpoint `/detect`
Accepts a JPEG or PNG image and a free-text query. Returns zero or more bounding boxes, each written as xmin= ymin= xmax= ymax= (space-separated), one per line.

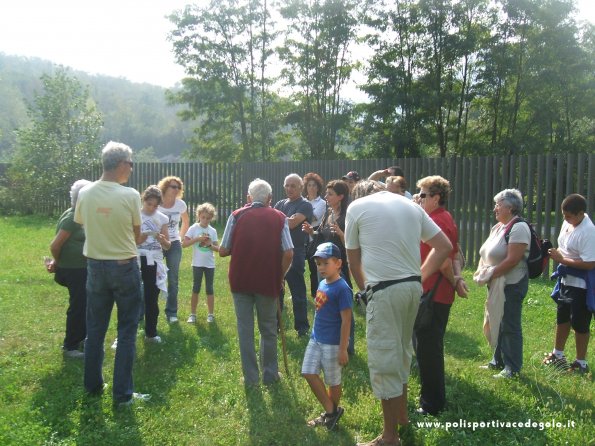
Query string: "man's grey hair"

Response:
xmin=284 ymin=173 xmax=303 ymax=186
xmin=70 ymin=179 xmax=92 ymax=207
xmin=102 ymin=141 xmax=133 ymax=171
xmin=351 ymin=180 xmax=386 ymax=201
xmin=248 ymin=178 xmax=272 ymax=203
xmin=494 ymin=188 xmax=524 ymax=215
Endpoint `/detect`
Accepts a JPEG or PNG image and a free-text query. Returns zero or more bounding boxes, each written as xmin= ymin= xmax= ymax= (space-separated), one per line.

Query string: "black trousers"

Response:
xmin=56 ymin=267 xmax=87 ymax=350
xmin=415 ymin=301 xmax=452 ymax=415
xmin=140 ymin=256 xmax=160 ymax=338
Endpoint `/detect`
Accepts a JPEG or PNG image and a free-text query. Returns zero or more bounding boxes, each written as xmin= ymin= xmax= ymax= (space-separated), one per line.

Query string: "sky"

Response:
xmin=0 ymin=0 xmax=593 ymax=100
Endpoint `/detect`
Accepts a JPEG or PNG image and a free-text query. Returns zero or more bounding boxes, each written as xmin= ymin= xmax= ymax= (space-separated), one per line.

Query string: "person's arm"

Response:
xmin=281 ymin=248 xmax=294 ymax=277
xmin=182 ymin=235 xmax=196 ymax=248
xmin=287 ymin=212 xmax=307 ymax=230
xmin=452 ymin=246 xmax=469 ymax=297
xmin=158 ymin=224 xmax=171 ymax=250
xmin=420 ymin=231 xmax=453 ymax=283
xmin=49 ymin=229 xmax=72 ymax=272
xmin=218 ymin=215 xmax=236 ymax=257
xmin=548 ymin=249 xmax=595 ymax=270
xmin=133 ymin=225 xmax=142 ymax=245
xmin=491 ymin=243 xmax=527 ymax=279
xmin=179 ymin=210 xmax=190 ymax=239
xmin=368 ymin=169 xmax=389 ymax=181
xmin=347 ymin=248 xmax=366 ymax=291
xmin=338 ymin=308 xmax=351 ymax=366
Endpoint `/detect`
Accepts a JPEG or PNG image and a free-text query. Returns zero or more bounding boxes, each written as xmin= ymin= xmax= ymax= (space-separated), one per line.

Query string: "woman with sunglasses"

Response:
xmin=158 ymin=176 xmax=190 ymax=323
xmin=415 ymin=175 xmax=467 ymax=416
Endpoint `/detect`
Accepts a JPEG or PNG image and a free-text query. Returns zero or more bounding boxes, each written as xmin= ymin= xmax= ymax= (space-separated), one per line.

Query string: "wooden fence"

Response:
xmin=2 ymin=153 xmax=594 ymax=269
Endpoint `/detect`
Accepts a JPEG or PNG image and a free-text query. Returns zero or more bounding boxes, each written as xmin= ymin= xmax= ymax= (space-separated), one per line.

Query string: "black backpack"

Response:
xmin=504 ymin=217 xmax=553 ymax=279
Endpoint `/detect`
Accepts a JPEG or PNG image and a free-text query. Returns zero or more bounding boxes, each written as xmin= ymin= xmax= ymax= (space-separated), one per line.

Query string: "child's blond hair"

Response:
xmin=195 ymin=202 xmax=217 ymax=221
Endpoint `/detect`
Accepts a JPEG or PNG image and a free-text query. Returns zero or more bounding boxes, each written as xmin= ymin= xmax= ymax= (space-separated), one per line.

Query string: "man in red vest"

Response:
xmin=219 ymin=178 xmax=294 ymax=385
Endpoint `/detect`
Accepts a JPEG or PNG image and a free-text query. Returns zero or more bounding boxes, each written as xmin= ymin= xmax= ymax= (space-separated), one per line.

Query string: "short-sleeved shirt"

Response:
xmin=158 ymin=199 xmax=187 ymax=242
xmin=308 ymin=196 xmax=327 ymax=227
xmin=274 ymin=197 xmax=313 ymax=252
xmin=138 ymin=210 xmax=169 ymax=251
xmin=55 ymin=207 xmax=86 ymax=269
xmin=186 ymin=223 xmax=218 ymax=268
xmin=312 ymin=277 xmax=353 ymax=345
xmin=479 ymin=220 xmax=531 ymax=284
xmin=345 ymin=191 xmax=441 ymax=284
xmin=421 ymin=207 xmax=458 ymax=304
xmin=557 ymin=214 xmax=595 ymax=289
xmin=74 ymin=180 xmax=142 ymax=260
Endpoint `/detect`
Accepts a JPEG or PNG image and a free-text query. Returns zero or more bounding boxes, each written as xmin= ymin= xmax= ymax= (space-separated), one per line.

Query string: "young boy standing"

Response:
xmin=183 ymin=203 xmax=219 ymax=323
xmin=302 ymin=242 xmax=353 ymax=430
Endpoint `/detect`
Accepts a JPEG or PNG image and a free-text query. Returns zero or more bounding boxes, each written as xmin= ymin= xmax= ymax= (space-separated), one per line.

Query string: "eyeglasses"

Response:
xmin=123 ymin=160 xmax=133 ymax=167
xmin=169 ymin=184 xmax=181 ymax=190
xmin=419 ymin=192 xmax=428 ymax=199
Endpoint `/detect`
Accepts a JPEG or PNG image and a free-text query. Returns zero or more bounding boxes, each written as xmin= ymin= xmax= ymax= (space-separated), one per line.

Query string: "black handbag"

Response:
xmin=414 ymin=275 xmax=442 ymax=331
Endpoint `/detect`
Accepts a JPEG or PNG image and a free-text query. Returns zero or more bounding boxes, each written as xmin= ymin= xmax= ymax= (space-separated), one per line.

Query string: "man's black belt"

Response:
xmin=369 ymin=276 xmax=421 ymax=294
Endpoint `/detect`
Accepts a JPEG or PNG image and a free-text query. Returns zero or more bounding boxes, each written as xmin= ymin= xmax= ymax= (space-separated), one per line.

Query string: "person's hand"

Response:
xmin=548 ymin=248 xmax=562 ymax=263
xmin=302 ymin=221 xmax=313 ymax=235
xmin=330 ymin=223 xmax=342 ymax=237
xmin=455 ymin=277 xmax=469 ymax=298
xmin=338 ymin=349 xmax=349 ymax=366
xmin=198 ymin=234 xmax=211 ymax=246
xmin=46 ymin=260 xmax=56 ymax=273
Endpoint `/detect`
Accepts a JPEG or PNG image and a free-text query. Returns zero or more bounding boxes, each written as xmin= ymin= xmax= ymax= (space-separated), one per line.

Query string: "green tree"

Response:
xmin=8 ymin=68 xmax=102 ymax=214
xmin=168 ymin=0 xmax=276 ymax=162
xmin=278 ymin=0 xmax=359 ymax=159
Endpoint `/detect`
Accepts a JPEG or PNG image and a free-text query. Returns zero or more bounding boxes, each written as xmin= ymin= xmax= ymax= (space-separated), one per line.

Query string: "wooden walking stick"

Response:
xmin=277 ymin=296 xmax=290 ymax=376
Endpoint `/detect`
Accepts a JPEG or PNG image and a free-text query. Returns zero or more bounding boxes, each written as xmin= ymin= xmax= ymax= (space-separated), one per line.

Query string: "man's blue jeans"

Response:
xmin=84 ymin=259 xmax=142 ymax=403
xmin=163 ymin=240 xmax=182 ymax=318
xmin=280 ymin=249 xmax=310 ymax=334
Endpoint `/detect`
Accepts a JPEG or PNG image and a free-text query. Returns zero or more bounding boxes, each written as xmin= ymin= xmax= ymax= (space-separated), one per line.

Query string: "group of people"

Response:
xmin=46 ymin=141 xmax=593 ymax=444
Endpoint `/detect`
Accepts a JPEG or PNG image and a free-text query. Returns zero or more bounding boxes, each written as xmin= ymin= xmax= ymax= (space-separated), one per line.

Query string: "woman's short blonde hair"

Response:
xmin=195 ymin=202 xmax=216 ymax=221
xmin=158 ymin=176 xmax=184 ymax=199
xmin=416 ymin=175 xmax=451 ymax=206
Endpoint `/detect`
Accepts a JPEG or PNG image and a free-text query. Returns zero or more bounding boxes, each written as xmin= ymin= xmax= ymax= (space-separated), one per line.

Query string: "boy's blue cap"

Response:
xmin=313 ymin=242 xmax=341 ymax=259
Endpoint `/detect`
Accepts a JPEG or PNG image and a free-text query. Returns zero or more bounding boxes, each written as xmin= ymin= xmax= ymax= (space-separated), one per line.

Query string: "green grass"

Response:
xmin=0 ymin=215 xmax=593 ymax=446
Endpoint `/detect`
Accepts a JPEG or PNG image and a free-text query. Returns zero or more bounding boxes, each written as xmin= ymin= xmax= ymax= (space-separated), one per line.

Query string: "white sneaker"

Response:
xmin=117 ymin=392 xmax=151 ymax=408
xmin=145 ymin=335 xmax=162 ymax=344
xmin=111 ymin=338 xmax=118 ymax=350
xmin=168 ymin=316 xmax=179 ymax=323
xmin=187 ymin=314 xmax=196 ymax=323
xmin=207 ymin=314 xmax=214 ymax=323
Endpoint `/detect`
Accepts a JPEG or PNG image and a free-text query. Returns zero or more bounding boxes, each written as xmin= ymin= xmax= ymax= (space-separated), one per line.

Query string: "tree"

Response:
xmin=8 ymin=68 xmax=102 ymax=214
xmin=168 ymin=0 xmax=277 ymax=162
xmin=279 ymin=0 xmax=359 ymax=159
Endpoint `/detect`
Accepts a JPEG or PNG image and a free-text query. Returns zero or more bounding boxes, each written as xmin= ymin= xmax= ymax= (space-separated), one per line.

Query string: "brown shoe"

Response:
xmin=357 ymin=434 xmax=401 ymax=446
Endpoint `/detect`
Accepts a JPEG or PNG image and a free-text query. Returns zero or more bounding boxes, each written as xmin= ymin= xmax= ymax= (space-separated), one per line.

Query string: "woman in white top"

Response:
xmin=303 ymin=172 xmax=327 ymax=298
xmin=158 ymin=176 xmax=190 ymax=323
xmin=478 ymin=189 xmax=530 ymax=378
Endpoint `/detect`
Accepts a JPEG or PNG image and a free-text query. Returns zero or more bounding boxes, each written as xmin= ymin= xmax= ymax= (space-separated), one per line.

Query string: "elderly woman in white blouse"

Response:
xmin=477 ymin=189 xmax=530 ymax=378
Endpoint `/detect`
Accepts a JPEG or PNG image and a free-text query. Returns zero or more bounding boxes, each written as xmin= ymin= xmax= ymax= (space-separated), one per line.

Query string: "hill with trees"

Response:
xmin=0 ymin=53 xmax=193 ymax=161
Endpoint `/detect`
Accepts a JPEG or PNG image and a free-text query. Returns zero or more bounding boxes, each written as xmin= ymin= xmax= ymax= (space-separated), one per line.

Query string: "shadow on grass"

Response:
xmin=421 ymin=373 xmax=553 ymax=445
xmin=30 ymin=357 xmax=142 ymax=445
xmin=243 ymin=374 xmax=356 ymax=445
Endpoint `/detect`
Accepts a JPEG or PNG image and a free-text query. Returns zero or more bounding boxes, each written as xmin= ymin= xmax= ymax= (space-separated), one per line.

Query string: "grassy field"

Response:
xmin=0 ymin=215 xmax=593 ymax=446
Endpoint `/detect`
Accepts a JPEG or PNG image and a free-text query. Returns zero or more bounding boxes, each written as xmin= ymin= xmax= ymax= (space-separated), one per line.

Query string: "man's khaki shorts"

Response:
xmin=366 ymin=281 xmax=421 ymax=399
